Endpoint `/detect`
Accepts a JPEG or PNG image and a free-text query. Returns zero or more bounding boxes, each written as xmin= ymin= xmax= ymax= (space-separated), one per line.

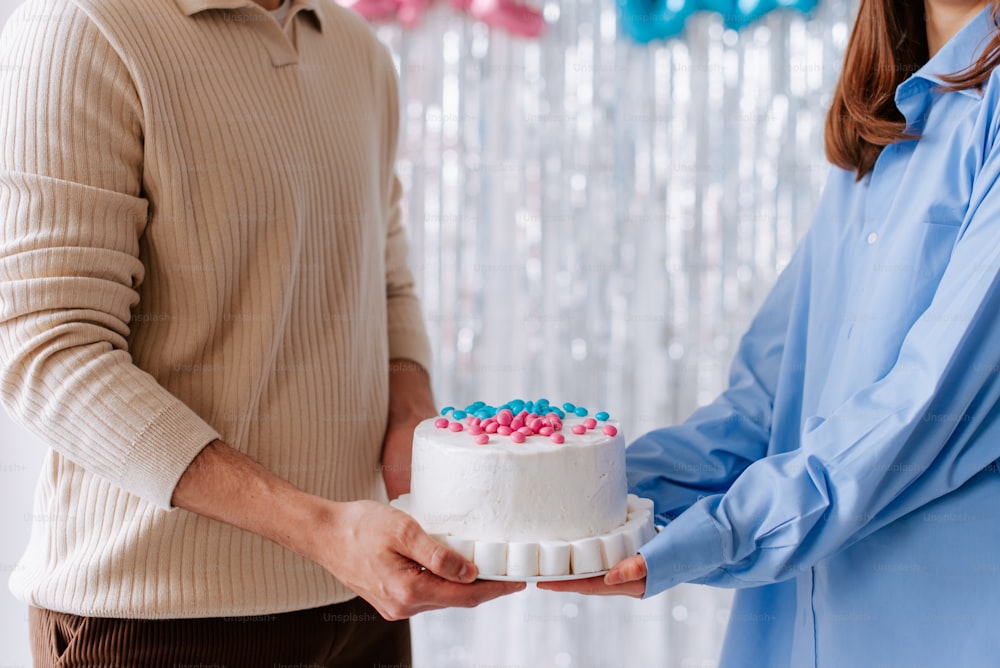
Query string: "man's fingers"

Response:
xmin=377 ymin=560 xmax=526 ymax=620
xmin=382 ymin=571 xmax=526 ymax=619
xmin=397 ymin=519 xmax=478 ymax=583
xmin=408 ymin=572 xmax=526 ymax=612
xmin=604 ymin=554 xmax=647 ymax=585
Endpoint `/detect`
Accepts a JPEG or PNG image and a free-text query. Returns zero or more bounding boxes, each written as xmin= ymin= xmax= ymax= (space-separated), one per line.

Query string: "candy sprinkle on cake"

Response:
xmin=434 ymin=399 xmax=617 ymax=445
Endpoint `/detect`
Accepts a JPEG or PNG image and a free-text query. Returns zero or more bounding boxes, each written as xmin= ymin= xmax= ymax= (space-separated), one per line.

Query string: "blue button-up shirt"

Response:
xmin=629 ymin=8 xmax=1000 ymax=666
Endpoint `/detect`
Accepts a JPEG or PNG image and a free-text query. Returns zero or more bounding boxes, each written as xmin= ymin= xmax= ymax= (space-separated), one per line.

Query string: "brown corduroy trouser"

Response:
xmin=29 ymin=596 xmax=411 ymax=668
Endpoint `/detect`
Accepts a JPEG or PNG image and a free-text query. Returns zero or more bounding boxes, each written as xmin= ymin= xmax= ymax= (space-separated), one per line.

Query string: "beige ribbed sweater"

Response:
xmin=0 ymin=0 xmax=431 ymax=617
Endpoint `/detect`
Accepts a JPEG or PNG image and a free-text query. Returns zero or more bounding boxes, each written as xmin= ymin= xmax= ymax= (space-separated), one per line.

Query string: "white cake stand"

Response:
xmin=390 ymin=493 xmax=658 ymax=582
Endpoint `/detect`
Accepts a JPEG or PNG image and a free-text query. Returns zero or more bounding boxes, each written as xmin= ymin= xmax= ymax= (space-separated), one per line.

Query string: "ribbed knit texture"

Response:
xmin=0 ymin=0 xmax=431 ymax=617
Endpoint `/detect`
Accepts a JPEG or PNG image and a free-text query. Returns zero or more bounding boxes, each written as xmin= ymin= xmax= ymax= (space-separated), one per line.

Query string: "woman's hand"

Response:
xmin=536 ymin=554 xmax=647 ymax=598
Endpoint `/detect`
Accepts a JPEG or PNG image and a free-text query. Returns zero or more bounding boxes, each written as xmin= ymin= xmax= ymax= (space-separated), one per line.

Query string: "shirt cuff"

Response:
xmin=121 ymin=401 xmax=221 ymax=510
xmin=639 ymin=501 xmax=726 ymax=597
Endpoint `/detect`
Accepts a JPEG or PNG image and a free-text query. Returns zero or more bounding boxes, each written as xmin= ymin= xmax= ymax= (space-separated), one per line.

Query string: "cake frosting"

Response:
xmin=392 ymin=399 xmax=657 ymax=578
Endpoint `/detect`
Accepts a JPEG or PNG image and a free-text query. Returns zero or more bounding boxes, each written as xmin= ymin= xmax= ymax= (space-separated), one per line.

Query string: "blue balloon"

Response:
xmin=617 ymin=0 xmax=819 ymax=42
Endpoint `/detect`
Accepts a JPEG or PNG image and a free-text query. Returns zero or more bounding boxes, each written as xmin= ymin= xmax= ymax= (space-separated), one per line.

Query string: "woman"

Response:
xmin=543 ymin=0 xmax=1000 ymax=665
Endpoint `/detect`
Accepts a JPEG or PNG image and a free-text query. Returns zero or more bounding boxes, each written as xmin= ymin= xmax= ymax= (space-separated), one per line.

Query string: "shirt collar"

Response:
xmin=174 ymin=0 xmax=325 ymax=30
xmin=913 ymin=4 xmax=994 ymax=92
xmin=895 ymin=5 xmax=995 ymax=128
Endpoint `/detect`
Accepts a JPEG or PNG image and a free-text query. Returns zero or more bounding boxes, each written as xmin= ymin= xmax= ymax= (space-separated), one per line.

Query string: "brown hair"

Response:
xmin=825 ymin=0 xmax=1000 ymax=179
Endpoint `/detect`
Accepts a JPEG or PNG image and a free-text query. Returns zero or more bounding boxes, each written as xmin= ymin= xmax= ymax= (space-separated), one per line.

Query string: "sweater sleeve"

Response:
xmin=375 ymin=43 xmax=433 ymax=372
xmin=0 ymin=3 xmax=220 ymax=509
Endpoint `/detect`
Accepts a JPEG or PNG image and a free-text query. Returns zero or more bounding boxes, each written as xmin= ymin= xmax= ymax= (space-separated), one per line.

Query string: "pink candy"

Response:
xmin=435 ymin=401 xmax=612 ymax=449
xmin=468 ymin=408 xmax=575 ymax=443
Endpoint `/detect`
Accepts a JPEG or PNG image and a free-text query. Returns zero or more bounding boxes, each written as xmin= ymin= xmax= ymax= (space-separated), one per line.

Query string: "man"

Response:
xmin=0 ymin=0 xmax=521 ymax=665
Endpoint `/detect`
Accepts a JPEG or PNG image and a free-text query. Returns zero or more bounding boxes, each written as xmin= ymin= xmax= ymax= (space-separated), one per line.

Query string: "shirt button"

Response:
xmin=867 ymin=232 xmax=878 ymax=245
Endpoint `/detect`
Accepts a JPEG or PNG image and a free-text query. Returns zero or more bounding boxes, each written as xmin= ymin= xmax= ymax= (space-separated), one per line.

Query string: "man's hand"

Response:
xmin=172 ymin=440 xmax=524 ymax=620
xmin=311 ymin=499 xmax=524 ymax=620
xmin=536 ymin=554 xmax=647 ymax=598
xmin=381 ymin=358 xmax=436 ymax=499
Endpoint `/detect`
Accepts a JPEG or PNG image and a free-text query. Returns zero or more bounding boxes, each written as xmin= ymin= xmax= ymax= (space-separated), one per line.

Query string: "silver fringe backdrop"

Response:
xmin=373 ymin=0 xmax=856 ymax=665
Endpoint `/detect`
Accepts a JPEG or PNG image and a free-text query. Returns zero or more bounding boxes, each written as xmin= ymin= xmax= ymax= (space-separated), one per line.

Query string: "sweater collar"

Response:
xmin=174 ymin=0 xmax=325 ymax=30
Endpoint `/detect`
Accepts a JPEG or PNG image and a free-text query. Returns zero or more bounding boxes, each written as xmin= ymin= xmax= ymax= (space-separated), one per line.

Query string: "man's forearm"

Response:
xmin=170 ymin=435 xmax=525 ymax=620
xmin=386 ymin=358 xmax=436 ymax=425
xmin=171 ymin=439 xmax=333 ymax=562
xmin=172 ymin=359 xmax=435 ymax=552
xmin=382 ymin=358 xmax=436 ymax=499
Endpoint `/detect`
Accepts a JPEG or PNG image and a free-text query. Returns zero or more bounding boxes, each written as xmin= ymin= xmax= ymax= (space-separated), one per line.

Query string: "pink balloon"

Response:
xmin=466 ymin=0 xmax=545 ymax=37
xmin=398 ymin=0 xmax=433 ymax=27
xmin=339 ymin=0 xmax=400 ymax=21
xmin=338 ymin=0 xmax=545 ymax=37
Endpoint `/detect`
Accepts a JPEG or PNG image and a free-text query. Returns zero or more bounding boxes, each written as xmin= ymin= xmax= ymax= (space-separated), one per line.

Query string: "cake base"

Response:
xmin=475 ymin=570 xmax=609 ymax=582
xmin=390 ymin=493 xmax=657 ymax=580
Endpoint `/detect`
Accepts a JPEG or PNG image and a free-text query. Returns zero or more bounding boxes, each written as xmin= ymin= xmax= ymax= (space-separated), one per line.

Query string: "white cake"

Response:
xmin=392 ymin=400 xmax=656 ymax=578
